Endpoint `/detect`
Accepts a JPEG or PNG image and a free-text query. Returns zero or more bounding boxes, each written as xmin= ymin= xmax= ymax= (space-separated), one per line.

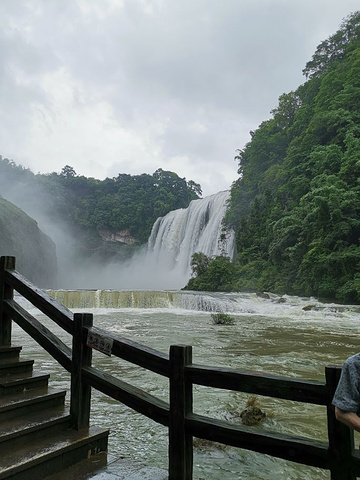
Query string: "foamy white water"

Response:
xmin=43 ymin=289 xmax=360 ymax=321
xmin=147 ymin=190 xmax=235 ymax=279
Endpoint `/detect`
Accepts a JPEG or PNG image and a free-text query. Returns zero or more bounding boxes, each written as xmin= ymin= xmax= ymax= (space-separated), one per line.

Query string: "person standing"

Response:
xmin=332 ymin=353 xmax=360 ymax=431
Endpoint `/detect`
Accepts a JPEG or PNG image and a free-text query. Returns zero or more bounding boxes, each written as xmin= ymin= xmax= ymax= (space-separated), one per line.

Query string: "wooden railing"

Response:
xmin=0 ymin=256 xmax=358 ymax=479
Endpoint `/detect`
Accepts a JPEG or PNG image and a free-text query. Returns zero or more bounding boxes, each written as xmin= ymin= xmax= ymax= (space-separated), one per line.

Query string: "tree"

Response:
xmin=224 ymin=13 xmax=360 ymax=302
xmin=185 ymin=254 xmax=236 ymax=292
xmin=60 ymin=165 xmax=77 ymax=178
xmin=303 ymin=12 xmax=360 ymax=79
xmin=190 ymin=252 xmax=211 ymax=277
xmin=187 ymin=180 xmax=202 ymax=197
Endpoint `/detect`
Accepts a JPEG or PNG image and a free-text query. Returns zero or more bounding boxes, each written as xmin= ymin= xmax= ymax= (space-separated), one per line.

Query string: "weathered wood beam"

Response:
xmin=187 ymin=412 xmax=330 ymax=470
xmin=0 ymin=256 xmax=15 ymax=345
xmin=70 ymin=313 xmax=93 ymax=430
xmin=3 ymin=299 xmax=72 ymax=371
xmin=187 ymin=364 xmax=327 ymax=404
xmin=87 ymin=326 xmax=169 ymax=377
xmin=4 ymin=269 xmax=73 ymax=334
xmin=81 ymin=365 xmax=169 ymax=426
xmin=169 ymin=345 xmax=193 ymax=480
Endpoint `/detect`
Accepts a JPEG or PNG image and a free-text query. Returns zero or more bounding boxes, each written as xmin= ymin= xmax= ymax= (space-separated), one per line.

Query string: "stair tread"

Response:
xmin=0 ymin=386 xmax=66 ymax=409
xmin=44 ymin=452 xmax=108 ymax=480
xmin=0 ymin=370 xmax=49 ymax=385
xmin=0 ymin=405 xmax=70 ymax=439
xmin=0 ymin=426 xmax=109 ymax=471
xmin=0 ymin=346 xmax=22 ymax=353
xmin=0 ymin=358 xmax=32 ymax=367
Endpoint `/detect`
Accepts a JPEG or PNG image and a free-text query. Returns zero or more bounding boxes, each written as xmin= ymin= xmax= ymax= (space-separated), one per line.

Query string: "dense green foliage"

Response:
xmin=184 ymin=252 xmax=236 ymax=291
xmin=211 ymin=313 xmax=235 ymax=325
xmin=0 ymin=159 xmax=201 ymax=247
xmin=44 ymin=166 xmax=201 ymax=243
xmin=187 ymin=12 xmax=360 ymax=303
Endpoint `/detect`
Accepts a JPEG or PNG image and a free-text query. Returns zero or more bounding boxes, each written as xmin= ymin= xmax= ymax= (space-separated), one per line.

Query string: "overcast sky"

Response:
xmin=1 ymin=0 xmax=359 ymax=197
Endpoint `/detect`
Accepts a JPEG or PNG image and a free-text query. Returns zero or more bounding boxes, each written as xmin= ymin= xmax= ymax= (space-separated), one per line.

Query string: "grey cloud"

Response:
xmin=0 ymin=0 xmax=359 ymax=195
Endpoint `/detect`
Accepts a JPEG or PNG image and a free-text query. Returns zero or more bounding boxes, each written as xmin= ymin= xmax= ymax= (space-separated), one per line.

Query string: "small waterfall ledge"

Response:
xmin=45 ymin=289 xmax=241 ymax=312
xmin=42 ymin=289 xmax=360 ymax=319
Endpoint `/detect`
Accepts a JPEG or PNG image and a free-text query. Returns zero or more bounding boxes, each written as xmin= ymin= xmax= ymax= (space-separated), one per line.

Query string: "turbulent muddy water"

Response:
xmin=13 ymin=291 xmax=360 ymax=480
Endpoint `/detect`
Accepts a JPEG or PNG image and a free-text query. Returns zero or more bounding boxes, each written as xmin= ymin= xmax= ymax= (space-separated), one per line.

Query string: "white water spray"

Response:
xmin=146 ymin=190 xmax=235 ymax=285
xmin=56 ymin=191 xmax=234 ymax=290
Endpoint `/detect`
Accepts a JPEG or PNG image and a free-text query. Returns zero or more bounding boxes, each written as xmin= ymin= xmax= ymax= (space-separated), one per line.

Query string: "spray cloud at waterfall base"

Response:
xmin=57 ymin=191 xmax=235 ymax=291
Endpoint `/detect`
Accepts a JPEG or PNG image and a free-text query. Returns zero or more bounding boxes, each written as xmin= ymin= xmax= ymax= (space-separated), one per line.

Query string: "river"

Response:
xmin=13 ymin=290 xmax=360 ymax=479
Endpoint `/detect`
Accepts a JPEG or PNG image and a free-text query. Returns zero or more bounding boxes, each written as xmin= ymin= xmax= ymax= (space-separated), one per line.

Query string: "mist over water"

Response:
xmin=54 ymin=191 xmax=234 ymax=290
xmin=82 ymin=190 xmax=235 ymax=291
xmin=56 ymin=246 xmax=191 ymax=291
xmin=1 ymin=170 xmax=233 ymax=290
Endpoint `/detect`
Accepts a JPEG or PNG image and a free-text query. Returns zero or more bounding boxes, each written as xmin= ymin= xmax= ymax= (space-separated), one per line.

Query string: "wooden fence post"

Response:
xmin=70 ymin=312 xmax=93 ymax=430
xmin=0 ymin=256 xmax=15 ymax=346
xmin=325 ymin=365 xmax=356 ymax=480
xmin=169 ymin=345 xmax=193 ymax=480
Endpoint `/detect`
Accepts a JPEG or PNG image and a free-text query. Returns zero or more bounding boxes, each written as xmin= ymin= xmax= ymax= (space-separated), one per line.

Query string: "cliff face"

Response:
xmin=98 ymin=229 xmax=137 ymax=245
xmin=0 ymin=197 xmax=57 ymax=287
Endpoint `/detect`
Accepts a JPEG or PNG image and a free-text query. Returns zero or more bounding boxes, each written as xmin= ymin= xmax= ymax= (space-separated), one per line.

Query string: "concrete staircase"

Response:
xmin=0 ymin=345 xmax=109 ymax=480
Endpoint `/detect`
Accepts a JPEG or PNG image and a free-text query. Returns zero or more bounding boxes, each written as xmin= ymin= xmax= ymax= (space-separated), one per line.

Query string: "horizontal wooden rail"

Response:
xmin=5 ymin=269 xmax=73 ymax=334
xmin=187 ymin=364 xmax=328 ymax=405
xmin=82 ymin=365 xmax=169 ymax=426
xmin=186 ymin=413 xmax=330 ymax=469
xmin=4 ymin=298 xmax=72 ymax=372
xmin=88 ymin=326 xmax=169 ymax=377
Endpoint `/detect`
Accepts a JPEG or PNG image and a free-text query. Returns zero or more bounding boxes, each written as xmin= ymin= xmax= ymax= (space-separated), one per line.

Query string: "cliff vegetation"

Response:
xmin=187 ymin=12 xmax=360 ymax=303
xmin=0 ymin=161 xmax=201 ymax=263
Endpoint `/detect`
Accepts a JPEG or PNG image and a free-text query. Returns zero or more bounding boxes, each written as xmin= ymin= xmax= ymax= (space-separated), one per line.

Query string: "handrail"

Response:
xmin=3 ymin=298 xmax=72 ymax=372
xmin=88 ymin=326 xmax=169 ymax=377
xmin=82 ymin=365 xmax=170 ymax=426
xmin=0 ymin=256 xmax=357 ymax=480
xmin=186 ymin=364 xmax=328 ymax=404
xmin=6 ymin=269 xmax=73 ymax=334
xmin=186 ymin=412 xmax=329 ymax=469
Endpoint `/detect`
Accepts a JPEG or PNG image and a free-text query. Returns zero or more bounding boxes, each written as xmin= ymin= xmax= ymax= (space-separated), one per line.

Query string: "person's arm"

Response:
xmin=335 ymin=406 xmax=360 ymax=432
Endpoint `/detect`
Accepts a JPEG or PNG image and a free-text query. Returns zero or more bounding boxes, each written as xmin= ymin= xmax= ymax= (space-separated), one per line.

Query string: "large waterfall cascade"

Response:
xmin=147 ymin=190 xmax=235 ymax=280
xmin=55 ymin=190 xmax=235 ymax=290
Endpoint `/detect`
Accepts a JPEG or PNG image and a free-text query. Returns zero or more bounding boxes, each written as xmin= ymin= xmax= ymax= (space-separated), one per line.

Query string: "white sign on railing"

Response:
xmin=87 ymin=331 xmax=113 ymax=356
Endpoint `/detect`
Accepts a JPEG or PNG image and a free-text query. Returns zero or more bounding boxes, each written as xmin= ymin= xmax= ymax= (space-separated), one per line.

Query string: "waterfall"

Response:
xmin=54 ymin=191 xmax=235 ymax=290
xmin=146 ymin=190 xmax=235 ymax=282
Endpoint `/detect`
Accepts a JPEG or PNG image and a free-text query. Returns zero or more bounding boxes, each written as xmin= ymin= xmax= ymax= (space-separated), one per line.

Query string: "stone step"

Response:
xmin=0 ymin=359 xmax=34 ymax=374
xmin=0 ymin=347 xmax=109 ymax=480
xmin=0 ymin=426 xmax=109 ymax=480
xmin=0 ymin=387 xmax=66 ymax=420
xmin=44 ymin=452 xmax=108 ymax=480
xmin=0 ymin=405 xmax=70 ymax=449
xmin=0 ymin=346 xmax=22 ymax=362
xmin=45 ymin=454 xmax=169 ymax=480
xmin=0 ymin=370 xmax=50 ymax=395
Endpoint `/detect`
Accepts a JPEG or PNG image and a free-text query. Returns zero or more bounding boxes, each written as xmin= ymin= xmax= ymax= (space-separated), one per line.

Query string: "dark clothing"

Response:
xmin=332 ymin=353 xmax=360 ymax=413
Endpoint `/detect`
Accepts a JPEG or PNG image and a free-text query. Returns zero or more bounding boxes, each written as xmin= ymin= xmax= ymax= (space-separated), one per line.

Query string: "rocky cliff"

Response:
xmin=0 ymin=197 xmax=57 ymax=287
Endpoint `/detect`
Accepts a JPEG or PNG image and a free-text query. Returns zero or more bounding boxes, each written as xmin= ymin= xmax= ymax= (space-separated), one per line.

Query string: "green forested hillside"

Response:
xmin=189 ymin=12 xmax=360 ymax=303
xmin=0 ymin=160 xmax=201 ymax=251
xmin=39 ymin=166 xmax=201 ymax=243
